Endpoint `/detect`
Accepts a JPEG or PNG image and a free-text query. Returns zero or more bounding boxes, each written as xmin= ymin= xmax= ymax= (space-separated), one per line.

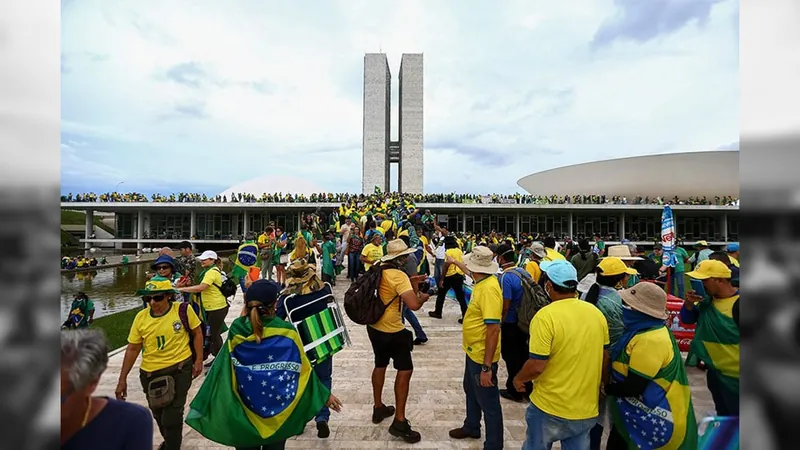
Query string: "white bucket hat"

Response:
xmin=465 ymin=246 xmax=500 ymax=274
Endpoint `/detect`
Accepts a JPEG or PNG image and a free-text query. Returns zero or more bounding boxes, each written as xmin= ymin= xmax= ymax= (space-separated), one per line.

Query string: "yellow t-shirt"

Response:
xmin=544 ymin=248 xmax=566 ymax=261
xmin=371 ymin=268 xmax=413 ymax=333
xmin=200 ymin=268 xmax=229 ymax=311
xmin=462 ymin=275 xmax=503 ymax=364
xmin=445 ymin=248 xmax=465 ymax=277
xmin=380 ymin=220 xmax=395 ymax=235
xmin=361 ymin=243 xmax=384 ymax=271
xmin=128 ymin=303 xmax=201 ymax=372
xmin=728 ymin=256 xmax=739 ymax=268
xmin=524 ymin=260 xmax=542 ymax=283
xmin=613 ymin=327 xmax=674 ymax=380
xmin=258 ymin=233 xmax=269 ymax=247
xmin=528 ymin=299 xmax=609 ymax=420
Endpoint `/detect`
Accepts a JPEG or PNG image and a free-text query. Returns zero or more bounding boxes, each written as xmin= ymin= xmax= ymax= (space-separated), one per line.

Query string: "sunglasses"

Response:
xmin=142 ymin=294 xmax=168 ymax=302
xmin=155 ymin=265 xmax=172 ymax=271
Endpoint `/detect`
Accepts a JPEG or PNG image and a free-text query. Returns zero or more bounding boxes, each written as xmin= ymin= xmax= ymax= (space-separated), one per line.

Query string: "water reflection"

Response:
xmin=60 ymin=260 xmax=234 ymax=319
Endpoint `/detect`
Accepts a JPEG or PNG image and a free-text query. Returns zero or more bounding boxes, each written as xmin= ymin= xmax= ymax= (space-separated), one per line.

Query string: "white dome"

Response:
xmin=219 ymin=175 xmax=326 ymax=198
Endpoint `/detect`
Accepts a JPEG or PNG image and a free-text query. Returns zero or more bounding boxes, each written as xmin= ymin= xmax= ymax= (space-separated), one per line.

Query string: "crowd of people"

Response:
xmin=61 ymin=190 xmax=740 ymax=206
xmin=60 ymin=192 xmax=740 ymax=450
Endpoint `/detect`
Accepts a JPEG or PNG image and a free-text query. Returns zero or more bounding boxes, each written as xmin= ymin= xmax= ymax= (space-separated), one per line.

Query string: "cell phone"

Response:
xmin=690 ymin=279 xmax=706 ymax=298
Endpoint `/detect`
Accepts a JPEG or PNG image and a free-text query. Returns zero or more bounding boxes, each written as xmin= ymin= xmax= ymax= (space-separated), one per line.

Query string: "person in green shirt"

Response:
xmin=62 ymin=292 xmax=95 ymax=329
xmin=660 ymin=245 xmax=690 ymax=298
xmin=321 ymin=231 xmax=337 ymax=286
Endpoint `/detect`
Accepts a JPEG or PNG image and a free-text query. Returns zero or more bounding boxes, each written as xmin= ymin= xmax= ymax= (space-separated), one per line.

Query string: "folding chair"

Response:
xmin=283 ymin=283 xmax=352 ymax=366
xmin=698 ymin=416 xmax=739 ymax=450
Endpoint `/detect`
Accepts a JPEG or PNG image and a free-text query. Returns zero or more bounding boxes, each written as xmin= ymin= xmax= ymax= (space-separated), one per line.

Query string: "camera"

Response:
xmin=418 ymin=280 xmax=431 ymax=294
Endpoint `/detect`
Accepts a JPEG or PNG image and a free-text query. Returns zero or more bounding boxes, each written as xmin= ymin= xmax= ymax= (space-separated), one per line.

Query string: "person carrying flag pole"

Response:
xmin=186 ymin=280 xmax=343 ymax=449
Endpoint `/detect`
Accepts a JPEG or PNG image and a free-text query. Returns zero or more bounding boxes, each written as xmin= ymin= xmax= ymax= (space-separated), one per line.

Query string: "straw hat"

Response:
xmin=605 ymin=245 xmax=643 ymax=261
xmin=465 ymin=246 xmax=500 ymax=274
xmin=380 ymin=239 xmax=416 ymax=262
xmin=618 ymin=282 xmax=668 ymax=319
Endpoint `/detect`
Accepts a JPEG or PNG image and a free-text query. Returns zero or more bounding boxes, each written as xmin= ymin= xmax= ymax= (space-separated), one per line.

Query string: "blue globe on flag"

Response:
xmin=230 ymin=335 xmax=302 ymax=419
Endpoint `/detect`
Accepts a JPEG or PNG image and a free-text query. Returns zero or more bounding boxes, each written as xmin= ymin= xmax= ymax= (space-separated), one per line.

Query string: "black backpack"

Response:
xmin=178 ymin=302 xmax=211 ymax=361
xmin=344 ymin=265 xmax=401 ymax=325
xmin=504 ymin=268 xmax=550 ymax=335
xmin=211 ymin=267 xmax=238 ymax=298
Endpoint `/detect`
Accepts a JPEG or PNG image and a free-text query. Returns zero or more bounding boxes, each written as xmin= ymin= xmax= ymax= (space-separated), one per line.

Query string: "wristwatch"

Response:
xmin=480 ymin=364 xmax=491 ymax=373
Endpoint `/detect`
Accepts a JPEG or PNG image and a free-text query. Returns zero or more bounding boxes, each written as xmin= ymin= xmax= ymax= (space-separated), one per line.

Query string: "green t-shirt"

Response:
xmin=69 ymin=299 xmax=95 ymax=328
xmin=673 ymin=247 xmax=689 ymax=272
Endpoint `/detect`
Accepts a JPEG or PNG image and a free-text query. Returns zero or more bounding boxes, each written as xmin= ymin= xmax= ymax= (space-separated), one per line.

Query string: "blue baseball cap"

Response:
xmin=245 ymin=280 xmax=281 ymax=306
xmin=726 ymin=243 xmax=739 ymax=253
xmin=539 ymin=260 xmax=579 ymax=288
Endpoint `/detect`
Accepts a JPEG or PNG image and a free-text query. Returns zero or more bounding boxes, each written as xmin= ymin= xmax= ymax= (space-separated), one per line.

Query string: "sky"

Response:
xmin=60 ymin=0 xmax=740 ymax=197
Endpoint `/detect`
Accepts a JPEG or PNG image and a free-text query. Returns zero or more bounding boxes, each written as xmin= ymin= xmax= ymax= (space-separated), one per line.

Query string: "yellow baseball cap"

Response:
xmin=597 ymin=257 xmax=638 ymax=276
xmin=686 ymin=259 xmax=731 ymax=279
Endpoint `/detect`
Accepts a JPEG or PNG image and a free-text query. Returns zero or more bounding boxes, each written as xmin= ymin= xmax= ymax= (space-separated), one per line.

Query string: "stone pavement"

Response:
xmin=95 ymin=273 xmax=715 ymax=449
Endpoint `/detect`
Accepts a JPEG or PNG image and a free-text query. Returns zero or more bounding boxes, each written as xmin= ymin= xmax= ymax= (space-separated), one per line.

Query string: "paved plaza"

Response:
xmin=96 ymin=274 xmax=715 ymax=449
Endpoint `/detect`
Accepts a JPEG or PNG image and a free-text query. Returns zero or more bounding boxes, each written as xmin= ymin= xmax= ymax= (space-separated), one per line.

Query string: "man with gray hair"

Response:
xmin=61 ymin=329 xmax=152 ymax=449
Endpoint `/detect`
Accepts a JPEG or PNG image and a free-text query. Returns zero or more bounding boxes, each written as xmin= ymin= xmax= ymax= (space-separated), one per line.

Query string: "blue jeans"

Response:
xmin=463 ymin=357 xmax=503 ymax=450
xmin=523 ymin=402 xmax=596 ymax=450
xmin=402 ymin=306 xmax=427 ymax=341
xmin=672 ymin=271 xmax=685 ymax=298
xmin=434 ymin=258 xmax=444 ymax=285
xmin=314 ymin=357 xmax=333 ymax=422
xmin=347 ymin=252 xmax=360 ymax=280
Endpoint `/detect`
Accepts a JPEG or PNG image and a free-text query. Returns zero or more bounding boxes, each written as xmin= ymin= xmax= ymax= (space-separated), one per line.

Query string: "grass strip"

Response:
xmin=90 ymin=307 xmax=140 ymax=351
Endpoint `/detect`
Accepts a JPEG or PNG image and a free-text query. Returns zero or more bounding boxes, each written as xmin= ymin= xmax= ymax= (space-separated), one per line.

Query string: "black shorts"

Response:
xmin=366 ymin=326 xmax=414 ymax=371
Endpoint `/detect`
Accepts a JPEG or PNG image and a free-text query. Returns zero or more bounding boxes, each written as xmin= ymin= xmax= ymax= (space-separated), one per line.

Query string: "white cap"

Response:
xmin=198 ymin=250 xmax=218 ymax=261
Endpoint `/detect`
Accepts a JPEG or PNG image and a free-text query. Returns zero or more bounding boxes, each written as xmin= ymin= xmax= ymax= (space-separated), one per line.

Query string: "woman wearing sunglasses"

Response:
xmin=115 ymin=279 xmax=204 ymax=450
xmin=143 ymin=255 xmax=183 ymax=308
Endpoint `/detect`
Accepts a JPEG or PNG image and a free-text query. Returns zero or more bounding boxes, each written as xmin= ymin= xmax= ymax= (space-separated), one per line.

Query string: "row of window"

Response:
xmin=115 ymin=212 xmax=740 ymax=241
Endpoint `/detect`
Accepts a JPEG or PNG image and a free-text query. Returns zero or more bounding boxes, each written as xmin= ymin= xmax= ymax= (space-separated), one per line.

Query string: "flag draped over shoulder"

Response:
xmin=609 ymin=328 xmax=697 ymax=450
xmin=186 ymin=316 xmax=330 ymax=447
xmin=685 ymin=295 xmax=740 ymax=393
xmin=231 ymin=241 xmax=259 ymax=280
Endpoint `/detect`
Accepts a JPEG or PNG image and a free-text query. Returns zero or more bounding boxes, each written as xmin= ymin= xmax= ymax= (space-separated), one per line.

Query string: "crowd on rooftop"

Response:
xmin=61 ymin=191 xmax=740 ymax=206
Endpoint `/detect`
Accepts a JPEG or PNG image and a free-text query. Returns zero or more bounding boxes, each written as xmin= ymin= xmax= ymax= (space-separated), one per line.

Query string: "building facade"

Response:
xmin=62 ymin=202 xmax=739 ymax=251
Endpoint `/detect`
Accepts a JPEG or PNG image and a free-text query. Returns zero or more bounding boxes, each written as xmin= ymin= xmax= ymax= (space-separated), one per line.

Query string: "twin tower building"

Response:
xmin=362 ymin=53 xmax=424 ymax=194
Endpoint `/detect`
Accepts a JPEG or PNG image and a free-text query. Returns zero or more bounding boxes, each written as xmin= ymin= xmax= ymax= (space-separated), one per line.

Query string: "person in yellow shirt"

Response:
xmin=429 ymin=236 xmax=467 ymax=322
xmin=367 ymin=240 xmax=431 ymax=443
xmin=513 ymin=260 xmax=610 ymax=450
xmin=360 ymin=233 xmax=385 ymax=271
xmin=542 ymin=237 xmax=566 ymax=261
xmin=524 ymin=243 xmax=546 ymax=283
xmin=115 ymin=278 xmax=203 ymax=450
xmin=177 ymin=250 xmax=230 ymax=366
xmin=441 ymin=245 xmax=504 ymax=447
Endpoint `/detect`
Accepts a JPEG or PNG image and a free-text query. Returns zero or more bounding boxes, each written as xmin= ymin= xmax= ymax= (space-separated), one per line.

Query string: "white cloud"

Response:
xmin=61 ymin=0 xmax=739 ymax=194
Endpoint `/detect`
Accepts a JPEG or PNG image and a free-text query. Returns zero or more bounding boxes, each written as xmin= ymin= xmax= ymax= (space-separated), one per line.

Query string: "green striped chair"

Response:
xmin=284 ymin=285 xmax=351 ymax=366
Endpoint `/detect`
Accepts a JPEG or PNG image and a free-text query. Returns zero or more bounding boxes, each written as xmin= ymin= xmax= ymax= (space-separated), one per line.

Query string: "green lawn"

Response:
xmin=62 ymin=210 xmax=115 ymax=235
xmin=90 ymin=308 xmax=140 ymax=350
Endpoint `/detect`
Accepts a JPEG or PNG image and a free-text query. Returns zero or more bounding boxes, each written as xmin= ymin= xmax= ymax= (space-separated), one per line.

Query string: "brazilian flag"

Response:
xmin=231 ymin=240 xmax=259 ymax=280
xmin=685 ymin=294 xmax=740 ymax=394
xmin=186 ymin=316 xmax=330 ymax=447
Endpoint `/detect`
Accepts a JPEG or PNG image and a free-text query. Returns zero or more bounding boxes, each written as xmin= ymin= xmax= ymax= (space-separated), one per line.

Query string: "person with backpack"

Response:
xmin=495 ymin=243 xmax=535 ymax=403
xmin=177 ymin=250 xmax=231 ymax=367
xmin=115 ymin=278 xmax=204 ymax=450
xmin=276 ymin=260 xmax=338 ymax=439
xmin=345 ymin=239 xmax=430 ymax=444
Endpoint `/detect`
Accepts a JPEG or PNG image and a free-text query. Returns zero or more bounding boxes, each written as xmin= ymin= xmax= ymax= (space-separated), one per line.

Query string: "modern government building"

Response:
xmin=61 ymin=54 xmax=740 ymax=251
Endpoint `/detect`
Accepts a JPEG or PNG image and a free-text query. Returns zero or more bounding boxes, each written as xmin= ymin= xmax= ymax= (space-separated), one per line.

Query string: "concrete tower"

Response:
xmin=399 ymin=54 xmax=424 ymax=194
xmin=361 ymin=53 xmax=424 ymax=194
xmin=362 ymin=53 xmax=391 ymax=194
